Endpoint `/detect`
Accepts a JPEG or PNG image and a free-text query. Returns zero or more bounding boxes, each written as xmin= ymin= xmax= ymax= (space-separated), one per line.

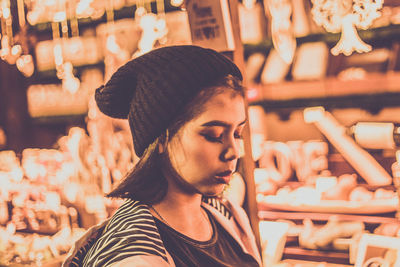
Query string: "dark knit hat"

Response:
xmin=95 ymin=45 xmax=242 ymax=157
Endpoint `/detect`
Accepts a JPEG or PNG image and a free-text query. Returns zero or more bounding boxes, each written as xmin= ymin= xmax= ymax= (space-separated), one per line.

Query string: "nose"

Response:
xmin=220 ymin=138 xmax=240 ymax=162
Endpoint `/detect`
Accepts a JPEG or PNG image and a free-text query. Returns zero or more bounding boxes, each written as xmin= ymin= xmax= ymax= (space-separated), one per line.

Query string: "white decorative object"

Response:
xmin=311 ymin=0 xmax=384 ymax=56
xmin=264 ymin=0 xmax=296 ymax=64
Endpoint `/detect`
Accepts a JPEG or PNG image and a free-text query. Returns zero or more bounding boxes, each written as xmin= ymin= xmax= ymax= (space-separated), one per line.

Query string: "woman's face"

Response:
xmin=165 ymin=88 xmax=246 ymax=196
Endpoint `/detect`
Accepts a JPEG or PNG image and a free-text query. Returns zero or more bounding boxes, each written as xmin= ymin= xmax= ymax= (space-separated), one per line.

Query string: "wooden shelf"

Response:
xmin=31 ymin=114 xmax=87 ymax=125
xmin=259 ymin=210 xmax=399 ymax=265
xmin=259 ymin=210 xmax=399 ymax=225
xmin=244 ymin=24 xmax=400 ymax=57
xmin=33 ymin=62 xmax=105 ymax=82
xmin=248 ymin=72 xmax=400 ymax=112
xmin=282 ymin=247 xmax=350 ymax=265
xmin=280 ymin=259 xmax=353 ymax=266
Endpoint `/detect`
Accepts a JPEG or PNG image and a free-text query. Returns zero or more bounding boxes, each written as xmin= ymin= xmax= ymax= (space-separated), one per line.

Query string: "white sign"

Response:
xmin=186 ymin=0 xmax=235 ymax=52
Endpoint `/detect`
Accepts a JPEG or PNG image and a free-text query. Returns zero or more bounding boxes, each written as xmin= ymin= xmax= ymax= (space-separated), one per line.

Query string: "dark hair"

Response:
xmin=107 ymin=75 xmax=245 ymax=204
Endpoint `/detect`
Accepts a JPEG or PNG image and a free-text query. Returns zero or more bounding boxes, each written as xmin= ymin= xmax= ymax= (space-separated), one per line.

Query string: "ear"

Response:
xmin=158 ymin=129 xmax=169 ymax=154
xmin=158 ymin=142 xmax=165 ymax=154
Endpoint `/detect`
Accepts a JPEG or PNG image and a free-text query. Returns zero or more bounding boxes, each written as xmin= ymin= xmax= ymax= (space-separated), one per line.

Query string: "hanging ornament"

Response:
xmin=264 ymin=0 xmax=296 ymax=64
xmin=51 ymin=1 xmax=80 ymax=94
xmin=103 ymin=0 xmax=130 ymax=79
xmin=75 ymin=0 xmax=101 ymax=19
xmin=155 ymin=0 xmax=168 ymax=45
xmin=104 ymin=0 xmax=124 ymax=57
xmin=132 ymin=0 xmax=168 ymax=58
xmin=0 ymin=1 xmax=11 ymax=61
xmin=0 ymin=0 xmax=22 ymax=65
xmin=15 ymin=0 xmax=34 ymax=77
xmin=311 ymin=0 xmax=384 ymax=56
xmin=61 ymin=62 xmax=80 ymax=94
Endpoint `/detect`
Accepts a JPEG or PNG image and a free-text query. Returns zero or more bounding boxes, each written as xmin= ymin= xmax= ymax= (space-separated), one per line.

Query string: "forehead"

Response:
xmin=190 ymin=90 xmax=246 ymax=126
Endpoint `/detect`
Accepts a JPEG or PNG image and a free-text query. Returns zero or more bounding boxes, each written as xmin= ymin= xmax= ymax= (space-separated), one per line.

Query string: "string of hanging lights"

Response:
xmin=0 ymin=0 xmax=176 ymax=92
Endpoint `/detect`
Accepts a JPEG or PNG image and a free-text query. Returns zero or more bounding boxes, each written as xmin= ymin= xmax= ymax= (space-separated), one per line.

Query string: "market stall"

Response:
xmin=1 ymin=0 xmax=400 ymax=266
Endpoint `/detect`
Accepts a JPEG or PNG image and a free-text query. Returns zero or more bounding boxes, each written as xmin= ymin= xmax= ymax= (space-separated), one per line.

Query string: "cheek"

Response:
xmin=186 ymin=142 xmax=215 ymax=167
xmin=173 ymin=136 xmax=220 ymax=174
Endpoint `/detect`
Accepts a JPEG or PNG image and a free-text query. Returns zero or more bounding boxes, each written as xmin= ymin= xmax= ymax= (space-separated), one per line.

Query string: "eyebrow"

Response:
xmin=201 ymin=119 xmax=247 ymax=128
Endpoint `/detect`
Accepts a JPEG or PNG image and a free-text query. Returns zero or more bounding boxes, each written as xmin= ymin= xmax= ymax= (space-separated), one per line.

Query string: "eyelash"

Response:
xmin=203 ymin=134 xmax=223 ymax=143
xmin=202 ymin=132 xmax=243 ymax=143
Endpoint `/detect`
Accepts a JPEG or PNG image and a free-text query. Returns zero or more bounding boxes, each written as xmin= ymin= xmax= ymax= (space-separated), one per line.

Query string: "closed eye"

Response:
xmin=201 ymin=133 xmax=223 ymax=143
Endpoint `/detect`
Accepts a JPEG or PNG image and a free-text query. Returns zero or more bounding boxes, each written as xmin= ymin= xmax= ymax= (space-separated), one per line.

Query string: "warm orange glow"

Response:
xmin=304 ymin=106 xmax=392 ymax=186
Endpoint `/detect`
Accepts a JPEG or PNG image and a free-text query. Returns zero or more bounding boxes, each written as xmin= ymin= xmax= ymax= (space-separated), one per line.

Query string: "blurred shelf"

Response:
xmin=280 ymin=259 xmax=353 ymax=266
xmin=282 ymin=247 xmax=350 ymax=265
xmin=244 ymin=24 xmax=400 ymax=57
xmin=258 ymin=210 xmax=399 ymax=225
xmin=248 ymin=72 xmax=400 ymax=113
xmin=32 ymin=61 xmax=105 ymax=83
xmin=30 ymin=114 xmax=87 ymax=125
xmin=6 ymin=254 xmax=66 ymax=267
xmin=259 ymin=210 xmax=398 ymax=265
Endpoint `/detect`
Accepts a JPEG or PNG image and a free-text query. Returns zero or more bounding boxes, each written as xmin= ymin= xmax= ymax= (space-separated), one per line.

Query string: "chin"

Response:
xmin=201 ymin=185 xmax=226 ymax=197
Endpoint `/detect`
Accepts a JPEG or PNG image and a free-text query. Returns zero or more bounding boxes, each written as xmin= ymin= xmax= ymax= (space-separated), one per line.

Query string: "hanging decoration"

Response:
xmin=15 ymin=0 xmax=34 ymax=77
xmin=51 ymin=0 xmax=80 ymax=94
xmin=132 ymin=0 xmax=168 ymax=58
xmin=27 ymin=0 xmax=105 ymax=25
xmin=0 ymin=0 xmax=22 ymax=65
xmin=264 ymin=0 xmax=296 ymax=64
xmin=311 ymin=0 xmax=384 ymax=56
xmin=103 ymin=0 xmax=130 ymax=79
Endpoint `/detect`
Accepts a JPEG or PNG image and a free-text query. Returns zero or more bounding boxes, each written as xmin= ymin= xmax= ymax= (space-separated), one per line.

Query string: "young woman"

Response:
xmin=63 ymin=45 xmax=261 ymax=267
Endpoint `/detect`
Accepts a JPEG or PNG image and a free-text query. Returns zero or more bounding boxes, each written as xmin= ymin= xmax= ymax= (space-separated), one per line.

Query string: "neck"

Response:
xmin=153 ymin=182 xmax=203 ymax=219
xmin=150 ymin=175 xmax=212 ymax=241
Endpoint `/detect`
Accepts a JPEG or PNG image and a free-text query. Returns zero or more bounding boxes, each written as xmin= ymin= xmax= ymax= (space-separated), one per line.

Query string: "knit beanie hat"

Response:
xmin=95 ymin=45 xmax=243 ymax=157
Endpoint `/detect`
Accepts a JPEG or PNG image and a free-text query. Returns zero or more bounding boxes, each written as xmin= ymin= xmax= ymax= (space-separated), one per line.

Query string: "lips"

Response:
xmin=215 ymin=170 xmax=233 ymax=184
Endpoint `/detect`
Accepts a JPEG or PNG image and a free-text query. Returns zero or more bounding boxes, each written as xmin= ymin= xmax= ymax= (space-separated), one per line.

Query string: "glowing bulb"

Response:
xmin=45 ymin=192 xmax=61 ymax=211
xmin=64 ymin=183 xmax=79 ymax=203
xmin=6 ymin=222 xmax=16 ymax=235
xmin=2 ymin=7 xmax=10 ymax=19
xmin=53 ymin=44 xmax=63 ymax=67
xmin=62 ymin=76 xmax=80 ymax=94
xmin=303 ymin=106 xmax=325 ymax=123
xmin=76 ymin=0 xmax=94 ymax=17
xmin=27 ymin=11 xmax=40 ymax=25
xmin=16 ymin=54 xmax=35 ymax=77
xmin=10 ymin=167 xmax=23 ymax=183
xmin=11 ymin=45 xmax=22 ymax=56
xmin=170 ymin=0 xmax=184 ymax=7
xmin=106 ymin=35 xmax=120 ymax=54
xmin=53 ymin=11 xmax=66 ymax=22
